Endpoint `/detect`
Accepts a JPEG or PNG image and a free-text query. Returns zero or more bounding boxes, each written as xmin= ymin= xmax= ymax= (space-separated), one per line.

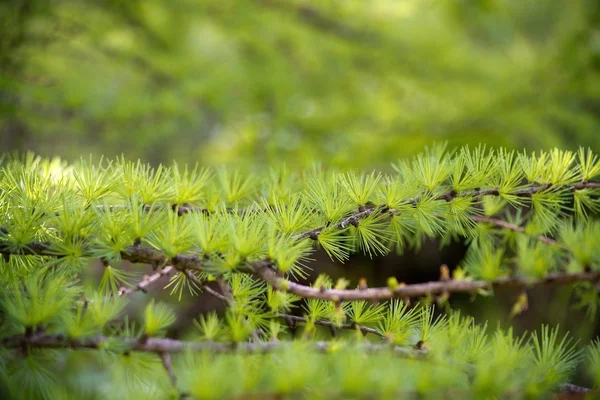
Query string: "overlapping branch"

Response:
xmin=1 ymin=180 xmax=598 ymax=304
xmin=1 ymin=330 xmax=591 ymax=397
xmin=0 ymin=222 xmax=596 ymax=304
xmin=1 ymin=236 xmax=596 ymax=303
xmin=1 ymin=332 xmax=424 ymax=358
xmin=2 ymin=155 xmax=600 ymax=398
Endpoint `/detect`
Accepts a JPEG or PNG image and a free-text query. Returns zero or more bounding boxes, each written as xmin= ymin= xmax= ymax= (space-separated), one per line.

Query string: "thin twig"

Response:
xmin=558 ymin=383 xmax=590 ymax=394
xmin=159 ymin=351 xmax=177 ymax=387
xmin=472 ymin=215 xmax=565 ymax=248
xmin=182 ymin=269 xmax=230 ymax=302
xmin=255 ymin=0 xmax=380 ymax=43
xmin=278 ymin=313 xmax=382 ymax=337
xmin=99 ymin=204 xmax=207 ymax=216
xmin=118 ymin=266 xmax=177 ymax=296
xmin=117 ymin=264 xmax=229 ymax=304
xmin=93 ymin=203 xmax=265 ymax=216
xmin=215 ymin=277 xmax=234 ymax=302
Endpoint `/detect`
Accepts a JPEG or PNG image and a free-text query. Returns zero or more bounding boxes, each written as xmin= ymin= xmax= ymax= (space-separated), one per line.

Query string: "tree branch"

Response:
xmin=293 ymin=181 xmax=600 ymax=241
xmin=1 ymin=332 xmax=589 ymax=397
xmin=1 ymin=236 xmax=597 ymax=302
xmin=1 ymin=332 xmax=425 ymax=358
xmin=254 ymin=260 xmax=600 ymax=302
xmin=1 ymin=180 xmax=598 ymax=303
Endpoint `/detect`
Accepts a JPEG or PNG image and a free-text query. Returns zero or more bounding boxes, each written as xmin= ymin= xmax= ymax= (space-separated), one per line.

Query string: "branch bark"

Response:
xmin=1 ymin=332 xmax=424 ymax=358
xmin=254 ymin=260 xmax=600 ymax=302
xmin=1 ymin=332 xmax=590 ymax=397
xmin=1 ymin=238 xmax=597 ymax=302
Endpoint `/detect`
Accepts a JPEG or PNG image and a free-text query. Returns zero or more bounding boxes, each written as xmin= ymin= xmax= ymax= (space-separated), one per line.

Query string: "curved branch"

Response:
xmin=254 ymin=260 xmax=600 ymax=302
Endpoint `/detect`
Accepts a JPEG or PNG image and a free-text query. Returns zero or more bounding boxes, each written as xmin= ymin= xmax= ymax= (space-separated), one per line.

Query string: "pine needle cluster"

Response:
xmin=1 ymin=145 xmax=600 ymax=399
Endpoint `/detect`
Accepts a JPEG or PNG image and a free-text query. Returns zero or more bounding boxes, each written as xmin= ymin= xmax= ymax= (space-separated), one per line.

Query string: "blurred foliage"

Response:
xmin=1 ymin=0 xmax=600 ymax=168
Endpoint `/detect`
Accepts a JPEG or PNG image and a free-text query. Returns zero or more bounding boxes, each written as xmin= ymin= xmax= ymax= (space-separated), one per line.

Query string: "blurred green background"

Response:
xmin=2 ymin=0 xmax=600 ymax=379
xmin=2 ymin=0 xmax=600 ymax=169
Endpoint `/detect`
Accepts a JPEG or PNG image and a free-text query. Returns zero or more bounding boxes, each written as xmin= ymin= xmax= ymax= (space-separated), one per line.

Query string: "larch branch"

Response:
xmin=293 ymin=181 xmax=600 ymax=241
xmin=1 ymin=332 xmax=425 ymax=358
xmin=254 ymin=260 xmax=600 ymax=302
xmin=1 ymin=238 xmax=598 ymax=301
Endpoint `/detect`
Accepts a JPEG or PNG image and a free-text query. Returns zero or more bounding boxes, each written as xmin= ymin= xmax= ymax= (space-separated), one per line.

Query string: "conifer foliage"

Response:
xmin=1 ymin=146 xmax=600 ymax=398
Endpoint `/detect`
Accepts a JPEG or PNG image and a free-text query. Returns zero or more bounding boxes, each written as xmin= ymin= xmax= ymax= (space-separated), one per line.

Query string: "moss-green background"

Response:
xmin=2 ymin=0 xmax=600 ymax=384
xmin=2 ymin=0 xmax=600 ymax=168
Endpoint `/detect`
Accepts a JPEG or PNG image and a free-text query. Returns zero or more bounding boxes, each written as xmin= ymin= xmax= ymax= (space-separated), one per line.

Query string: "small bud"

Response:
xmin=452 ymin=266 xmax=468 ymax=281
xmin=510 ymin=290 xmax=528 ymax=318
xmin=358 ymin=278 xmax=368 ymax=291
xmin=387 ymin=277 xmax=399 ymax=291
xmin=278 ymin=278 xmax=290 ymax=291
xmin=440 ymin=264 xmax=450 ymax=281
xmin=334 ymin=278 xmax=350 ymax=290
xmin=383 ymin=333 xmax=393 ymax=343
